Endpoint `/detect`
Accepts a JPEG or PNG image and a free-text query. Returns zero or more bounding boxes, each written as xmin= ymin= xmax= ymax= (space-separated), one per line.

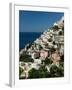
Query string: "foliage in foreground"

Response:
xmin=49 ymin=64 xmax=64 ymax=77
xmin=28 ymin=62 xmax=64 ymax=79
xmin=28 ymin=66 xmax=49 ymax=78
xmin=19 ymin=67 xmax=24 ymax=76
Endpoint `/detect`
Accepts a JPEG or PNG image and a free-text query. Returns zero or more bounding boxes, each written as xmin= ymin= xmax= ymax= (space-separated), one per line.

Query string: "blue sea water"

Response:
xmin=19 ymin=32 xmax=42 ymax=50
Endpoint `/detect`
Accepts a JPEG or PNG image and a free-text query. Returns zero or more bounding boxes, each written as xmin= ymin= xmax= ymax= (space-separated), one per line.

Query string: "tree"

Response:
xmin=60 ymin=55 xmax=64 ymax=62
xmin=28 ymin=68 xmax=39 ymax=78
xmin=59 ymin=31 xmax=63 ymax=35
xmin=53 ymin=41 xmax=56 ymax=45
xmin=53 ymin=25 xmax=59 ymax=30
xmin=19 ymin=67 xmax=24 ymax=76
xmin=48 ymin=38 xmax=52 ymax=42
xmin=59 ymin=31 xmax=64 ymax=35
xmin=49 ymin=65 xmax=64 ymax=77
xmin=20 ymin=53 xmax=34 ymax=62
xmin=28 ymin=66 xmax=50 ymax=78
xmin=50 ymin=47 xmax=56 ymax=54
xmin=44 ymin=58 xmax=53 ymax=65
xmin=39 ymin=45 xmax=43 ymax=50
xmin=38 ymin=66 xmax=48 ymax=78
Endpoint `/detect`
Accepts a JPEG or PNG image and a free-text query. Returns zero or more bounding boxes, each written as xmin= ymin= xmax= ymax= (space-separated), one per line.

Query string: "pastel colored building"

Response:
xmin=40 ymin=50 xmax=48 ymax=59
xmin=51 ymin=52 xmax=61 ymax=63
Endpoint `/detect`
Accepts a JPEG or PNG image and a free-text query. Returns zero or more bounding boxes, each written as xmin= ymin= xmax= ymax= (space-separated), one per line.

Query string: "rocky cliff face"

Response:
xmin=19 ymin=16 xmax=64 ymax=79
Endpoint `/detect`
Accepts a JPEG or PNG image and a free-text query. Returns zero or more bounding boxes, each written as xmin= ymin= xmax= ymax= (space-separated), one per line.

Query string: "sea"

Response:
xmin=19 ymin=32 xmax=42 ymax=50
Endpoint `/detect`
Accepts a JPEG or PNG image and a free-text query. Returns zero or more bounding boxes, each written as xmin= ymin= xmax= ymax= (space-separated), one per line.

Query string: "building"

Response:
xmin=40 ymin=50 xmax=48 ymax=60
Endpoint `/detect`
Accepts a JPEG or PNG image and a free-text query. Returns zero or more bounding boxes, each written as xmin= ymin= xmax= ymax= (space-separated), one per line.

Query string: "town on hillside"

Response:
xmin=19 ymin=16 xmax=64 ymax=79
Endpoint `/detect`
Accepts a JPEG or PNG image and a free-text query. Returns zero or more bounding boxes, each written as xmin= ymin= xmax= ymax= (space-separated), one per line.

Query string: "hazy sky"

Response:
xmin=19 ymin=10 xmax=64 ymax=32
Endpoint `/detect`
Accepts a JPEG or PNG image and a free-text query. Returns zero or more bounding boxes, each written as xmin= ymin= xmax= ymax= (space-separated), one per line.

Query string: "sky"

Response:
xmin=19 ymin=10 xmax=64 ymax=32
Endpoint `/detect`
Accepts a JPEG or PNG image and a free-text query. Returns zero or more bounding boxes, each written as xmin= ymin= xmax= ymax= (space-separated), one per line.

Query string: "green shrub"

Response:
xmin=28 ymin=66 xmax=50 ymax=78
xmin=44 ymin=58 xmax=53 ymax=65
xmin=38 ymin=66 xmax=48 ymax=78
xmin=20 ymin=53 xmax=34 ymax=62
xmin=28 ymin=68 xmax=39 ymax=78
xmin=49 ymin=64 xmax=64 ymax=77
xmin=60 ymin=55 xmax=64 ymax=62
xmin=19 ymin=67 xmax=24 ymax=76
xmin=53 ymin=26 xmax=59 ymax=30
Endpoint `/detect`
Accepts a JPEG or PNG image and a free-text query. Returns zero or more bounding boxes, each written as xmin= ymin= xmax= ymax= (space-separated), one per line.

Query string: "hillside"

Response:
xmin=19 ymin=16 xmax=64 ymax=79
